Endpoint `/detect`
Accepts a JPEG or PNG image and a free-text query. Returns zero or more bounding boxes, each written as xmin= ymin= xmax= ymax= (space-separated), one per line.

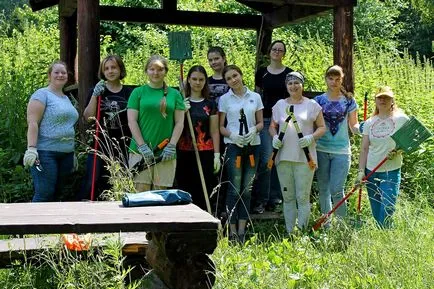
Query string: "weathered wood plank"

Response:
xmin=0 ymin=202 xmax=220 ymax=235
xmin=100 ymin=6 xmax=262 ymax=30
xmin=0 ymin=232 xmax=148 ymax=268
xmin=238 ymin=0 xmax=357 ymax=8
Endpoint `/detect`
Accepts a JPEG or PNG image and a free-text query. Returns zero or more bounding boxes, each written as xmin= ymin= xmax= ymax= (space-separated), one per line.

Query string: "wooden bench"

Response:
xmin=0 ymin=202 xmax=220 ymax=289
xmin=0 ymin=232 xmax=148 ymax=268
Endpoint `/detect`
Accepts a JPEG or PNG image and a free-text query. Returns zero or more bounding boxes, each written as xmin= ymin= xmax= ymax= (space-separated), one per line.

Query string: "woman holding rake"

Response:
xmin=79 ymin=55 xmax=132 ymax=200
xmin=357 ymin=86 xmax=409 ymax=228
xmin=270 ymin=72 xmax=325 ymax=235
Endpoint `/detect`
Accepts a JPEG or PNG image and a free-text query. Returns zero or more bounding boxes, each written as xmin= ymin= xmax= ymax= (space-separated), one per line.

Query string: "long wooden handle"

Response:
xmin=179 ymin=72 xmax=211 ymax=214
xmin=290 ymin=107 xmax=316 ymax=170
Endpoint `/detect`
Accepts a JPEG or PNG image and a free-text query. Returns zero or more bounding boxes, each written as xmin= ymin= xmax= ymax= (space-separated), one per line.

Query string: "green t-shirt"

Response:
xmin=127 ymin=84 xmax=185 ymax=153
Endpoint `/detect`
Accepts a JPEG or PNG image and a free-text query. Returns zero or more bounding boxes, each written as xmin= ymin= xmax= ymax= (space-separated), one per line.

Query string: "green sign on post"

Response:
xmin=168 ymin=31 xmax=193 ymax=61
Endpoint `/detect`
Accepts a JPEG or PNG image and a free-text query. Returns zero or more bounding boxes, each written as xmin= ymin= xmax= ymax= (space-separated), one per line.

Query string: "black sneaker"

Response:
xmin=265 ymin=203 xmax=276 ymax=212
xmin=252 ymin=203 xmax=265 ymax=214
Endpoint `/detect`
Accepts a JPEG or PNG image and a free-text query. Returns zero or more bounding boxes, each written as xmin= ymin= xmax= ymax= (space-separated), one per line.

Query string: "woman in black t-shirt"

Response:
xmin=78 ymin=55 xmax=133 ymax=200
xmin=207 ymin=46 xmax=229 ymax=105
xmin=252 ymin=40 xmax=293 ymax=214
xmin=176 ymin=65 xmax=220 ymax=211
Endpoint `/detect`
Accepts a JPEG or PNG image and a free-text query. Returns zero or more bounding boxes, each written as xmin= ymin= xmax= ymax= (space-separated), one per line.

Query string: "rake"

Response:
xmin=312 ymin=116 xmax=433 ymax=231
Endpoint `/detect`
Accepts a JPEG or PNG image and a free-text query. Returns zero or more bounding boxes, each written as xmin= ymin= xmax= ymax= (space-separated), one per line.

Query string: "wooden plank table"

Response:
xmin=0 ymin=202 xmax=220 ymax=289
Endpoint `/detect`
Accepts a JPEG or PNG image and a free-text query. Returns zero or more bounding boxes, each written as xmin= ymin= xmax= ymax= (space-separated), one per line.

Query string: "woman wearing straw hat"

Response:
xmin=357 ymin=86 xmax=409 ymax=228
xmin=270 ymin=71 xmax=325 ymax=235
xmin=314 ymin=65 xmax=360 ymax=225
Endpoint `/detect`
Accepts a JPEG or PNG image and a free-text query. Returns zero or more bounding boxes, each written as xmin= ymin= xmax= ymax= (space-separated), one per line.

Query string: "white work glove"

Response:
xmin=229 ymin=132 xmax=244 ymax=148
xmin=272 ymin=135 xmax=282 ymax=150
xmin=243 ymin=126 xmax=257 ymax=145
xmin=23 ymin=147 xmax=38 ymax=167
xmin=355 ymin=169 xmax=365 ymax=186
xmin=183 ymin=97 xmax=191 ymax=111
xmin=138 ymin=143 xmax=154 ymax=165
xmin=298 ymin=134 xmax=314 ymax=148
xmin=213 ymin=153 xmax=221 ymax=174
xmin=92 ymin=80 xmax=105 ymax=97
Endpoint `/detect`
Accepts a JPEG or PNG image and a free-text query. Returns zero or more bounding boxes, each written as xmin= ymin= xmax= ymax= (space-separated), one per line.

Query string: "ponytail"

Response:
xmin=159 ymin=82 xmax=168 ymax=118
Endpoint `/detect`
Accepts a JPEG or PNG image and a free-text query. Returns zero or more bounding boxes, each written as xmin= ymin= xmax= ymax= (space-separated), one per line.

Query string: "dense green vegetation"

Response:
xmin=0 ymin=1 xmax=433 ymax=288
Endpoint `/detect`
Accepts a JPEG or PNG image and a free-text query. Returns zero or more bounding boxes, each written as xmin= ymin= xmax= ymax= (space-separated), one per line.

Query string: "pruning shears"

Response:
xmin=267 ymin=111 xmax=293 ymax=169
xmin=34 ymin=159 xmax=43 ymax=172
xmin=235 ymin=109 xmax=255 ymax=169
xmin=287 ymin=105 xmax=316 ymax=170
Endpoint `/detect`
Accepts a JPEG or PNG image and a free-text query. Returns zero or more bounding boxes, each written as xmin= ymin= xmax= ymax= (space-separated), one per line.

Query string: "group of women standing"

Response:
xmin=24 ymin=40 xmax=408 ymax=239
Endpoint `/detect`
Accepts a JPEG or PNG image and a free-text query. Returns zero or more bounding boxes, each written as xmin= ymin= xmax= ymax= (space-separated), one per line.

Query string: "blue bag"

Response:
xmin=122 ymin=189 xmax=192 ymax=207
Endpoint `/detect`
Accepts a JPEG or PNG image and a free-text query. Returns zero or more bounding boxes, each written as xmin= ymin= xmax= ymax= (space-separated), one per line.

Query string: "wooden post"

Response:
xmin=146 ymin=231 xmax=217 ymax=289
xmin=59 ymin=11 xmax=77 ymax=85
xmin=77 ymin=0 xmax=100 ymax=135
xmin=333 ymin=5 xmax=354 ymax=93
xmin=255 ymin=25 xmax=272 ymax=72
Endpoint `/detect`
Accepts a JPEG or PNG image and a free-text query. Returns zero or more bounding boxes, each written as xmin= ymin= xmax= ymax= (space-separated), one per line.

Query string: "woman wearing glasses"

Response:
xmin=252 ymin=40 xmax=293 ymax=214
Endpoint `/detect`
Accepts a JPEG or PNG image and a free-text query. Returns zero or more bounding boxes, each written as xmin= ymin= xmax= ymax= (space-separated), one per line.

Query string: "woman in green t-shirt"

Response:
xmin=127 ymin=55 xmax=185 ymax=192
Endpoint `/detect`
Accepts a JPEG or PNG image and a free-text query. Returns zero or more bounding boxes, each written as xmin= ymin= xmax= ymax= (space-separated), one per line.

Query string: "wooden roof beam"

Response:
xmin=100 ymin=6 xmax=262 ymax=30
xmin=239 ymin=0 xmax=356 ymax=8
xmin=29 ymin=0 xmax=59 ymax=11
xmin=264 ymin=5 xmax=330 ymax=27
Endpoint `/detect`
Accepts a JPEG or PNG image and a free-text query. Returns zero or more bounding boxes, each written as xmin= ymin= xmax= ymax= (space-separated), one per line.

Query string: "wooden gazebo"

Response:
xmin=29 ymin=0 xmax=356 ymax=114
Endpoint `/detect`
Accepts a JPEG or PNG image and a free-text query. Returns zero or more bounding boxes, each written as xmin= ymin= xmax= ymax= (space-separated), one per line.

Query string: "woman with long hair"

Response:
xmin=219 ymin=64 xmax=264 ymax=243
xmin=314 ymin=65 xmax=360 ymax=225
xmin=176 ymin=65 xmax=220 ymax=210
xmin=127 ymin=55 xmax=185 ymax=192
xmin=252 ymin=40 xmax=293 ymax=214
xmin=357 ymin=86 xmax=408 ymax=228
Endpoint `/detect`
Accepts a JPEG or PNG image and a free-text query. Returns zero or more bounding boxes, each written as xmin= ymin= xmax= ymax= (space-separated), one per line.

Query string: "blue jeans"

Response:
xmin=316 ymin=151 xmax=351 ymax=218
xmin=254 ymin=118 xmax=281 ymax=204
xmin=365 ymin=168 xmax=401 ymax=228
xmin=225 ymin=144 xmax=259 ymax=224
xmin=30 ymin=150 xmax=74 ymax=202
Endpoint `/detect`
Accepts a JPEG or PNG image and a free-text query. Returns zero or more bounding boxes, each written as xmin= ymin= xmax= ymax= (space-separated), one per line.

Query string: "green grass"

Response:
xmin=1 ymin=197 xmax=432 ymax=288
xmin=212 ymin=197 xmax=434 ymax=289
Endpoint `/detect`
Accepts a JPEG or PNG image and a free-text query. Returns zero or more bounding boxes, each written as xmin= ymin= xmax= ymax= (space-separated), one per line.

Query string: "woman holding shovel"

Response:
xmin=314 ymin=65 xmax=360 ymax=224
xmin=270 ymin=72 xmax=325 ymax=235
xmin=176 ymin=65 xmax=220 ymax=211
xmin=78 ymin=55 xmax=132 ymax=200
xmin=219 ymin=64 xmax=263 ymax=243
xmin=357 ymin=86 xmax=409 ymax=228
xmin=127 ymin=55 xmax=185 ymax=192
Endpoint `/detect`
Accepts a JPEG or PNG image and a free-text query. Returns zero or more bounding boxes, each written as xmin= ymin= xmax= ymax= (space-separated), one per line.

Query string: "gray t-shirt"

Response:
xmin=31 ymin=87 xmax=79 ymax=152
